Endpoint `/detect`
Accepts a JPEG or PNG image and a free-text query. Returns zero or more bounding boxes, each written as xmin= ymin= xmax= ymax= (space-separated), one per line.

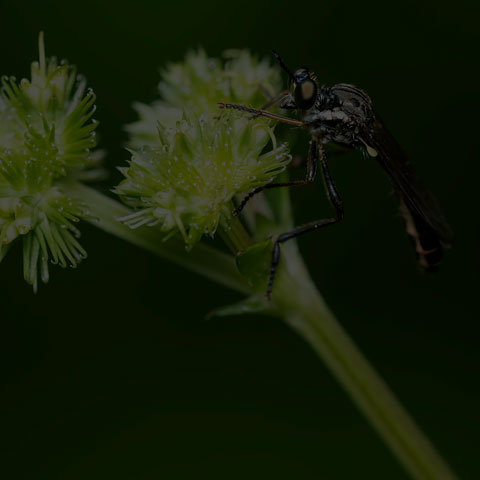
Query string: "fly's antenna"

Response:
xmin=272 ymin=50 xmax=295 ymax=82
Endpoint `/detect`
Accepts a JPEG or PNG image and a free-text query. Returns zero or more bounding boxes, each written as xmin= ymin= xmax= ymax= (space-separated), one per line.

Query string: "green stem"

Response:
xmin=219 ymin=210 xmax=251 ymax=253
xmin=66 ymin=182 xmax=249 ymax=294
xmin=68 ymin=181 xmax=457 ymax=479
xmin=273 ymin=243 xmax=458 ymax=480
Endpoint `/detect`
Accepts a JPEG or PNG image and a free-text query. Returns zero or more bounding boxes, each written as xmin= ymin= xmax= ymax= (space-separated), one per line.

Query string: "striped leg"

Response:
xmin=234 ymin=137 xmax=319 ymax=216
xmin=266 ymin=144 xmax=344 ymax=298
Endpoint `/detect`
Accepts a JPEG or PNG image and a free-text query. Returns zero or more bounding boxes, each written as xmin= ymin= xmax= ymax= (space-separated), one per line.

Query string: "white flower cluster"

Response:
xmin=0 ymin=33 xmax=101 ymax=290
xmin=116 ymin=113 xmax=290 ymax=246
xmin=117 ymin=50 xmax=291 ymax=247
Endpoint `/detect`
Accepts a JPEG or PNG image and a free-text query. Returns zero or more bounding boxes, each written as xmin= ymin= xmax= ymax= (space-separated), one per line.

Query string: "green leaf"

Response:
xmin=206 ymin=293 xmax=277 ymax=319
xmin=235 ymin=239 xmax=272 ymax=292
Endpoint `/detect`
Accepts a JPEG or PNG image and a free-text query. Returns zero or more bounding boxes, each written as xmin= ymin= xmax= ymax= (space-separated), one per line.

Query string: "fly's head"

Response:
xmin=291 ymin=68 xmax=318 ymax=110
xmin=278 ymin=68 xmax=318 ymax=111
xmin=272 ymin=51 xmax=318 ymax=111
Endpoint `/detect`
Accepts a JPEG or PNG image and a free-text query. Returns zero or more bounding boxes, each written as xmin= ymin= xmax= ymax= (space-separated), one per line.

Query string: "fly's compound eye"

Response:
xmin=294 ymin=79 xmax=317 ymax=110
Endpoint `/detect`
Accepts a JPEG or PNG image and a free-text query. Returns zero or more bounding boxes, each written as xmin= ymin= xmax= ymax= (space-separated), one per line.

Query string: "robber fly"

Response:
xmin=218 ymin=51 xmax=453 ymax=298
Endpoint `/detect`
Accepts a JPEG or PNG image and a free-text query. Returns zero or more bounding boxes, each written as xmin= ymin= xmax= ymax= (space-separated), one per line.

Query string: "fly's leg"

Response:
xmin=257 ymin=83 xmax=275 ymax=102
xmin=214 ymin=89 xmax=287 ymax=121
xmin=266 ymin=144 xmax=344 ymax=299
xmin=248 ymin=89 xmax=295 ymax=118
xmin=218 ymin=103 xmax=306 ymax=127
xmin=249 ymin=89 xmax=291 ymax=118
xmin=233 ymin=137 xmax=318 ymax=216
xmin=290 ymin=144 xmax=352 ymax=169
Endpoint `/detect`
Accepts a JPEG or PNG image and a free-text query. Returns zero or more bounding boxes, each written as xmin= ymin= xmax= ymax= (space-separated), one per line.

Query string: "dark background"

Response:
xmin=0 ymin=0 xmax=479 ymax=478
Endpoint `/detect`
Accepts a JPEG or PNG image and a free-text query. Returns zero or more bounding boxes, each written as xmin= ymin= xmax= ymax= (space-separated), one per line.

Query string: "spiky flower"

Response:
xmin=116 ymin=49 xmax=290 ymax=248
xmin=126 ymin=49 xmax=283 ymax=148
xmin=115 ymin=113 xmax=290 ymax=247
xmin=0 ymin=33 xmax=101 ymax=291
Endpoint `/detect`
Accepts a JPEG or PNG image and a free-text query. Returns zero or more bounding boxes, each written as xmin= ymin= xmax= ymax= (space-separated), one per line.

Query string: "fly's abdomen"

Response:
xmin=399 ymin=198 xmax=443 ymax=271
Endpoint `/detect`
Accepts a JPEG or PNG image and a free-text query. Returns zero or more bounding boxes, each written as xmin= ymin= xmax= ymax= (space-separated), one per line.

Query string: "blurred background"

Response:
xmin=0 ymin=0 xmax=479 ymax=478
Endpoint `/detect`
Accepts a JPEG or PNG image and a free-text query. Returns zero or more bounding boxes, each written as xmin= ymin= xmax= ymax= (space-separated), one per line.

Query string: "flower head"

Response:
xmin=126 ymin=49 xmax=283 ymax=148
xmin=116 ymin=113 xmax=290 ymax=247
xmin=0 ymin=33 xmax=101 ymax=291
xmin=117 ymin=49 xmax=291 ymax=248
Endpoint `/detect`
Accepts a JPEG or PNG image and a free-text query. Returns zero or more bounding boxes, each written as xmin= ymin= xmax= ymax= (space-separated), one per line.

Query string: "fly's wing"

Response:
xmin=361 ymin=115 xmax=453 ymax=248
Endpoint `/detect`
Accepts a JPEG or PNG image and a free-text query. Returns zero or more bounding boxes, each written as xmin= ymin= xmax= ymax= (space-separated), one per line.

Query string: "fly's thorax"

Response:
xmin=330 ymin=83 xmax=373 ymax=121
xmin=303 ymin=107 xmax=361 ymax=146
xmin=301 ymin=83 xmax=374 ymax=146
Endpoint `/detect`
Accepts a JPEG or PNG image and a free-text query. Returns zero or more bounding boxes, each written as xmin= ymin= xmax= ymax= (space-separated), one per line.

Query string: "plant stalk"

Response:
xmin=272 ymin=243 xmax=458 ymax=480
xmin=218 ymin=210 xmax=251 ymax=253
xmin=69 ymin=181 xmax=458 ymax=480
xmin=66 ymin=182 xmax=250 ymax=294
